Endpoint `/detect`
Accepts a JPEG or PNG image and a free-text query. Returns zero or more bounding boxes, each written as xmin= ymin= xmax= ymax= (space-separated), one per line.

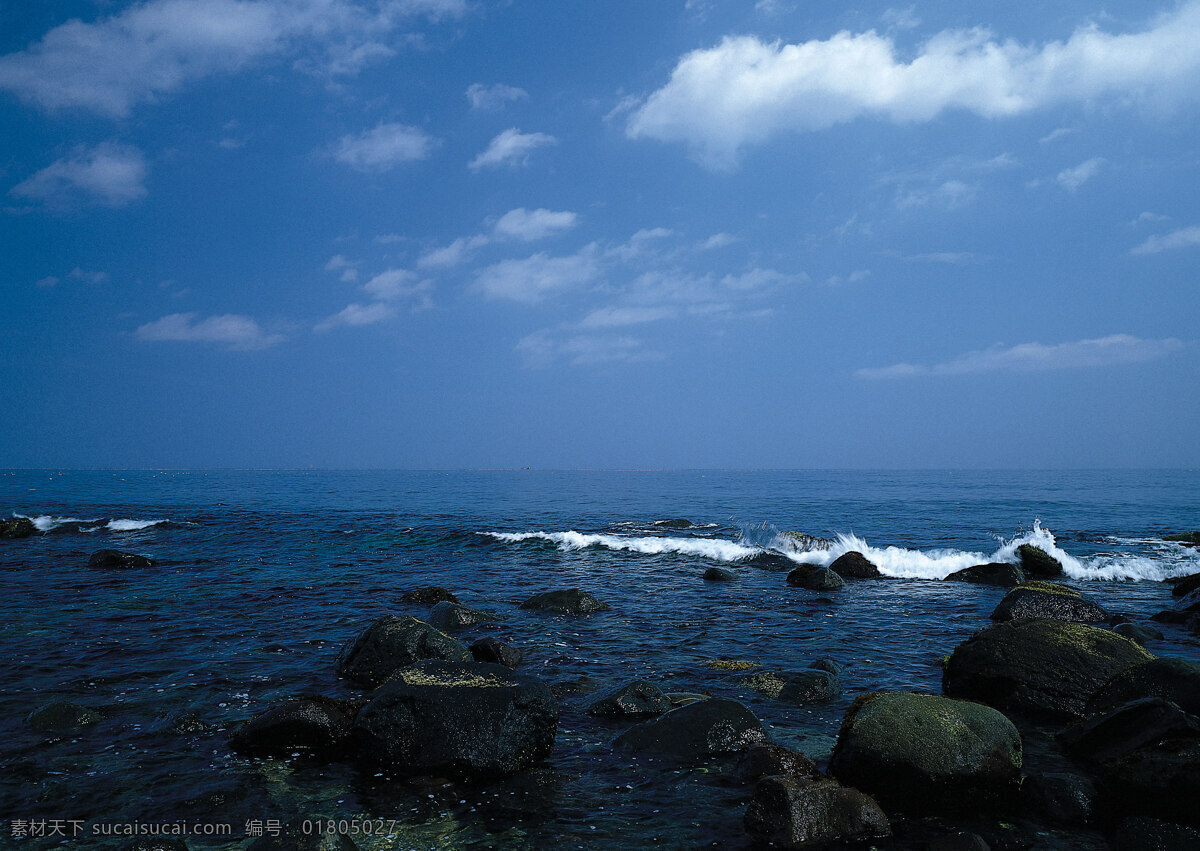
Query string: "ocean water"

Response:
xmin=2 ymin=468 xmax=1199 ymax=849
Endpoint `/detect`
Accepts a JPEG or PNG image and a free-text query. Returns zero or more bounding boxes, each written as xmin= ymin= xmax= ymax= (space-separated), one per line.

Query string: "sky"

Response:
xmin=1 ymin=0 xmax=1198 ymax=469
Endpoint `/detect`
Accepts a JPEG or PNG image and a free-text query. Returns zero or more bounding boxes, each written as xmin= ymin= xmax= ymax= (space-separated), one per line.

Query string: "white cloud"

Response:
xmin=334 ymin=122 xmax=435 ymax=171
xmin=324 ymin=253 xmax=358 ymax=282
xmin=492 ymin=207 xmax=578 ymax=241
xmin=314 ymin=301 xmax=396 ymax=332
xmin=578 ymin=306 xmax=677 ymax=328
xmin=700 ymin=232 xmax=736 ymax=250
xmin=1132 ymin=211 xmax=1169 ymax=226
xmin=856 ymin=334 xmax=1186 ymax=379
xmin=1131 ymin=224 xmax=1200 ymax=255
xmin=1056 ymin=157 xmax=1105 ymax=191
xmin=896 ymin=179 xmax=976 ymax=209
xmin=468 ymin=128 xmax=556 ymax=171
xmin=516 ymin=329 xmax=657 ymax=368
xmin=1039 ymin=127 xmax=1075 ymax=144
xmin=474 ymin=249 xmax=600 ymax=303
xmin=904 ymin=251 xmax=979 ymax=264
xmin=627 ymin=3 xmax=1200 ymax=168
xmin=466 ymin=82 xmax=528 ymax=111
xmin=10 ymin=142 xmax=147 ymax=208
xmin=362 ymin=268 xmax=433 ymax=307
xmin=135 ymin=312 xmax=285 ymax=350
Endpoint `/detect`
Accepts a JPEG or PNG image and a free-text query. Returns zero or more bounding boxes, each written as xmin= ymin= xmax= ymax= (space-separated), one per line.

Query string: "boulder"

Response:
xmin=400 ymin=586 xmax=459 ymax=605
xmin=744 ymin=776 xmax=890 ymax=848
xmin=613 ymin=698 xmax=767 ymax=759
xmin=0 ymin=517 xmax=36 ymax=539
xmin=427 ymin=601 xmax=501 ymax=631
xmin=786 ymin=565 xmax=844 ymax=591
xmin=1059 ymin=697 xmax=1200 ymax=765
xmin=989 ymin=581 xmax=1108 ymax=624
xmin=88 ymin=549 xmax=155 ymax=569
xmin=779 ymin=531 xmax=835 ymax=553
xmin=809 ymin=657 xmax=842 ymax=675
xmin=735 ymin=743 xmax=821 ymax=785
xmin=1100 ymin=740 xmax=1200 ymax=826
xmin=945 ymin=563 xmax=1024 ymax=587
xmin=740 ymin=671 xmax=788 ymax=699
xmin=1114 ymin=622 xmax=1164 ymax=645
xmin=1111 ymin=817 xmax=1200 ymax=850
xmin=586 ymin=680 xmax=672 ymax=719
xmin=943 ymin=619 xmax=1154 ymax=721
xmin=26 ymin=700 xmax=102 ymax=734
xmin=1021 ymin=771 xmax=1097 ymax=827
xmin=1168 ymin=572 xmax=1200 ymax=597
xmin=1017 ymin=544 xmax=1063 ymax=578
xmin=652 ymin=518 xmax=694 ymax=529
xmin=352 ymin=660 xmax=557 ymax=778
xmin=229 ymin=696 xmax=361 ymax=758
xmin=778 ymin=669 xmax=841 ymax=706
xmin=829 ymin=692 xmax=1022 ymax=811
xmin=519 ymin=589 xmax=608 ymax=614
xmin=1087 ymin=657 xmax=1200 ymax=716
xmin=469 ymin=636 xmax=522 ymax=669
xmin=1164 ymin=532 xmax=1200 ymax=547
xmin=829 ymin=551 xmax=881 ymax=579
xmin=336 ymin=615 xmax=470 ymax=688
xmin=744 ymin=552 xmax=796 ymax=572
xmin=703 ymin=566 xmax=737 ymax=581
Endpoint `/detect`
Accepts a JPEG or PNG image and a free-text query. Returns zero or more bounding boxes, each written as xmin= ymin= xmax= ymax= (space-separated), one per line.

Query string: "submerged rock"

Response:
xmin=1017 ymin=544 xmax=1063 ymax=578
xmin=352 ymin=660 xmax=557 ymax=779
xmin=829 ymin=691 xmax=1022 ymax=811
xmin=336 ymin=615 xmax=470 ymax=688
xmin=1087 ymin=657 xmax=1200 ymax=716
xmin=586 ymin=680 xmax=672 ymax=719
xmin=778 ymin=669 xmax=842 ymax=706
xmin=652 ymin=518 xmax=695 ymax=529
xmin=703 ymin=566 xmax=737 ymax=581
xmin=989 ymin=581 xmax=1108 ymax=624
xmin=943 ymin=619 xmax=1153 ymax=721
xmin=0 ymin=516 xmax=36 ymax=539
xmin=1113 ymin=622 xmax=1164 ymax=645
xmin=519 ymin=589 xmax=608 ymax=614
xmin=469 ymin=636 xmax=522 ymax=669
xmin=427 ymin=601 xmax=501 ymax=631
xmin=613 ymin=697 xmax=767 ymax=759
xmin=26 ymin=700 xmax=102 ymax=734
xmin=829 ymin=551 xmax=882 ymax=579
xmin=400 ymin=586 xmax=460 ymax=605
xmin=88 ymin=549 xmax=155 ymax=569
xmin=744 ymin=776 xmax=890 ymax=848
xmin=786 ymin=565 xmax=844 ymax=591
xmin=945 ymin=562 xmax=1024 ymax=587
xmin=229 ymin=696 xmax=362 ymax=758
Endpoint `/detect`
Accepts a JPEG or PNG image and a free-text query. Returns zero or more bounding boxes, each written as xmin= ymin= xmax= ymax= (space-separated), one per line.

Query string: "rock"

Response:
xmin=778 ymin=669 xmax=841 ymax=705
xmin=88 ymin=549 xmax=155 ymax=569
xmin=586 ymin=680 xmax=673 ymax=718
xmin=427 ymin=601 xmax=501 ymax=631
xmin=1114 ymin=622 xmax=1164 ymax=645
xmin=26 ymin=700 xmax=102 ymax=734
xmin=335 ymin=615 xmax=471 ymax=688
xmin=157 ymin=711 xmax=213 ymax=736
xmin=1111 ymin=816 xmax=1200 ymax=850
xmin=1022 ymin=771 xmax=1097 ymax=827
xmin=652 ymin=518 xmax=694 ymax=529
xmin=927 ymin=833 xmax=991 ymax=851
xmin=469 ymin=636 xmax=522 ymax=669
xmin=989 ymin=581 xmax=1108 ymax=624
xmin=1058 ymin=697 xmax=1200 ymax=765
xmin=829 ymin=692 xmax=1022 ymax=811
xmin=1100 ymin=740 xmax=1200 ymax=827
xmin=945 ymin=563 xmax=1024 ymax=587
xmin=735 ymin=743 xmax=821 ymax=785
xmin=744 ymin=552 xmax=796 ymax=572
xmin=704 ymin=658 xmax=758 ymax=672
xmin=1164 ymin=532 xmax=1200 ymax=546
xmin=740 ymin=670 xmax=788 ymax=699
xmin=352 ymin=660 xmax=557 ymax=778
xmin=1168 ymin=572 xmax=1200 ymax=597
xmin=779 ymin=531 xmax=835 ymax=552
xmin=1017 ymin=544 xmax=1063 ymax=578
xmin=120 ymin=839 xmax=191 ymax=851
xmin=744 ymin=776 xmax=890 ymax=848
xmin=229 ymin=696 xmax=361 ymax=758
xmin=246 ymin=816 xmax=359 ymax=850
xmin=703 ymin=566 xmax=737 ymax=581
xmin=519 ymin=589 xmax=608 ymax=614
xmin=400 ymin=586 xmax=459 ymax=605
xmin=1088 ymin=657 xmax=1200 ymax=716
xmin=0 ymin=516 xmax=36 ymax=539
xmin=786 ymin=565 xmax=845 ymax=590
xmin=943 ymin=619 xmax=1154 ymax=721
xmin=613 ymin=697 xmax=767 ymax=759
xmin=829 ymin=551 xmax=881 ymax=579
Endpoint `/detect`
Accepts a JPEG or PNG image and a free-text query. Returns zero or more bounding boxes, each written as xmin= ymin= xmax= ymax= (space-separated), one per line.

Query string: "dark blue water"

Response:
xmin=2 ymin=469 xmax=1199 ymax=848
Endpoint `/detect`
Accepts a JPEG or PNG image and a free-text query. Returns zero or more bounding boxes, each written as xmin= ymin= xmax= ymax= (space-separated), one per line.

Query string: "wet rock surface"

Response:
xmin=519 ymin=589 xmax=609 ymax=614
xmin=945 ymin=562 xmax=1024 ymax=587
xmin=229 ymin=696 xmax=362 ymax=758
xmin=744 ymin=775 xmax=891 ymax=848
xmin=585 ymin=680 xmax=672 ymax=719
xmin=88 ymin=549 xmax=155 ymax=569
xmin=612 ymin=698 xmax=767 ymax=759
xmin=989 ymin=581 xmax=1109 ymax=623
xmin=336 ymin=615 xmax=471 ymax=687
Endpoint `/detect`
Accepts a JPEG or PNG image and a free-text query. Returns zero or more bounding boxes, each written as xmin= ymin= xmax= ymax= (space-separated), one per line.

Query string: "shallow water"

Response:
xmin=2 ymin=469 xmax=1199 ymax=848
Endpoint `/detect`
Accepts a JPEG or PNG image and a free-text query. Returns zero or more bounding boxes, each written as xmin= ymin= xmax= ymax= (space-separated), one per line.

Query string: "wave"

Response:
xmin=484 ymin=531 xmax=760 ymax=562
xmin=18 ymin=515 xmax=176 ymax=533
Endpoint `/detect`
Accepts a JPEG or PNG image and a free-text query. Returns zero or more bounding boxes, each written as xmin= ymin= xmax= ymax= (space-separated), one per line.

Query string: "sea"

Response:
xmin=2 ymin=468 xmax=1199 ymax=849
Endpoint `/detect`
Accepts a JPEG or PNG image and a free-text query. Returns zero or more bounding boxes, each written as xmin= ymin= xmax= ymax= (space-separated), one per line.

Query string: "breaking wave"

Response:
xmin=18 ymin=515 xmax=176 ymax=533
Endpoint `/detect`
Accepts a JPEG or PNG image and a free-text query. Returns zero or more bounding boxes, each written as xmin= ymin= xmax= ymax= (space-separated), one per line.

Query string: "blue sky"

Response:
xmin=2 ymin=0 xmax=1198 ymax=468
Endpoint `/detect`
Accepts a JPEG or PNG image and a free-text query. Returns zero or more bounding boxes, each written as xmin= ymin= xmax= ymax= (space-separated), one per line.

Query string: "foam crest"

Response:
xmin=16 ymin=515 xmax=173 ymax=533
xmin=486 ymin=531 xmax=761 ymax=562
xmin=20 ymin=514 xmax=97 ymax=531
xmin=106 ymin=519 xmax=171 ymax=532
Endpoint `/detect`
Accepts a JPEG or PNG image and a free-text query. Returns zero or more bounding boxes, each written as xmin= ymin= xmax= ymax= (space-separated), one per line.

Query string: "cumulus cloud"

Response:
xmin=314 ymin=301 xmax=396 ymax=332
xmin=334 ymin=122 xmax=435 ymax=171
xmin=135 ymin=312 xmax=285 ymax=350
xmin=1131 ymin=224 xmax=1200 ymax=255
xmin=492 ymin=207 xmax=578 ymax=241
xmin=474 ymin=248 xmax=600 ymax=303
xmin=627 ymin=3 xmax=1200 ymax=168
xmin=316 ymin=267 xmax=433 ymax=332
xmin=466 ymin=82 xmax=528 ymax=111
xmin=468 ymin=128 xmax=556 ymax=171
xmin=10 ymin=142 xmax=147 ymax=208
xmin=1057 ymin=157 xmax=1105 ymax=191
xmin=856 ymin=334 xmax=1186 ymax=379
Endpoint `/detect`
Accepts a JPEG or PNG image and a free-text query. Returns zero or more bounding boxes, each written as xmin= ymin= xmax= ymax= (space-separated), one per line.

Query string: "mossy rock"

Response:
xmin=336 ymin=615 xmax=470 ymax=688
xmin=1017 ymin=544 xmax=1063 ymax=577
xmin=1164 ymin=532 xmax=1200 ymax=546
xmin=990 ymin=582 xmax=1108 ymax=624
xmin=0 ymin=517 xmax=36 ymax=539
xmin=704 ymin=659 xmax=759 ymax=672
xmin=945 ymin=563 xmax=1024 ymax=587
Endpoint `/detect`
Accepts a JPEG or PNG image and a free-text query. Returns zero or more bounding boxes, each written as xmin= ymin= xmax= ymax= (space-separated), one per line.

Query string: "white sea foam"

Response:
xmin=19 ymin=514 xmax=98 ymax=531
xmin=485 ymin=531 xmax=761 ymax=561
xmin=106 ymin=519 xmax=170 ymax=532
xmin=16 ymin=514 xmax=171 ymax=533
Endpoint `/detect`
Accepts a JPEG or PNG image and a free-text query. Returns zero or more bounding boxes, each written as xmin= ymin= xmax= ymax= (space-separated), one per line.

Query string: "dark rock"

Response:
xmin=745 ymin=552 xmax=797 ymax=572
xmin=120 ymin=839 xmax=191 ymax=851
xmin=989 ymin=581 xmax=1108 ymax=624
xmin=927 ymin=833 xmax=991 ymax=851
xmin=1168 ymin=572 xmax=1200 ymax=597
xmin=246 ymin=816 xmax=359 ymax=850
xmin=157 ymin=710 xmax=214 ymax=736
xmin=1111 ymin=816 xmax=1200 ymax=850
xmin=809 ymin=657 xmax=842 ymax=675
xmin=1059 ymin=697 xmax=1200 ymax=765
xmin=943 ymin=619 xmax=1154 ymax=721
xmin=335 ymin=615 xmax=470 ymax=688
xmin=586 ymin=680 xmax=672 ymax=718
xmin=0 ymin=516 xmax=36 ymax=539
xmin=744 ymin=776 xmax=890 ymax=848
xmin=26 ymin=700 xmax=102 ymax=733
xmin=786 ymin=565 xmax=844 ymax=590
xmin=1022 ymin=771 xmax=1096 ymax=827
xmin=88 ymin=549 xmax=155 ymax=569
xmin=779 ymin=531 xmax=835 ymax=552
xmin=1114 ymin=622 xmax=1164 ymax=645
xmin=829 ymin=691 xmax=1021 ymax=811
xmin=1017 ymin=544 xmax=1063 ymax=577
xmin=703 ymin=566 xmax=737 ymax=581
xmin=1101 ymin=740 xmax=1200 ymax=827
xmin=352 ymin=660 xmax=557 ymax=778
xmin=829 ymin=551 xmax=882 ymax=579
xmin=945 ymin=562 xmax=1024 ymax=587
xmin=735 ymin=743 xmax=821 ymax=784
xmin=613 ymin=697 xmax=767 ymax=759
xmin=652 ymin=518 xmax=694 ymax=529
xmin=427 ymin=601 xmax=501 ymax=631
xmin=519 ymin=589 xmax=608 ymax=614
xmin=778 ymin=669 xmax=841 ymax=705
xmin=229 ymin=696 xmax=362 ymax=758
xmin=469 ymin=636 xmax=522 ymax=669
xmin=549 ymin=676 xmax=604 ymax=700
xmin=740 ymin=670 xmax=788 ymax=698
xmin=1164 ymin=532 xmax=1200 ymax=546
xmin=1088 ymin=658 xmax=1200 ymax=716
xmin=400 ymin=586 xmax=459 ymax=605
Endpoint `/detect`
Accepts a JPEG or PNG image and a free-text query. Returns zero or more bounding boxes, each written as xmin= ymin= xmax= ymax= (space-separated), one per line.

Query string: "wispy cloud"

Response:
xmin=492 ymin=207 xmax=578 ymax=241
xmin=903 ymin=252 xmax=980 ymax=264
xmin=468 ymin=128 xmax=556 ymax=171
xmin=516 ymin=329 xmax=660 ymax=368
xmin=36 ymin=267 xmax=110 ymax=288
xmin=856 ymin=334 xmax=1187 ymax=379
xmin=10 ymin=142 xmax=147 ymax=208
xmin=135 ymin=312 xmax=285 ymax=350
xmin=627 ymin=3 xmax=1200 ymax=168
xmin=316 ymin=267 xmax=433 ymax=332
xmin=1131 ymin=224 xmax=1200 ymax=255
xmin=334 ymin=122 xmax=436 ymax=171
xmin=466 ymin=82 xmax=528 ymax=111
xmin=1057 ymin=157 xmax=1105 ymax=192
xmin=314 ymin=302 xmax=396 ymax=332
xmin=474 ymin=248 xmax=600 ymax=303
